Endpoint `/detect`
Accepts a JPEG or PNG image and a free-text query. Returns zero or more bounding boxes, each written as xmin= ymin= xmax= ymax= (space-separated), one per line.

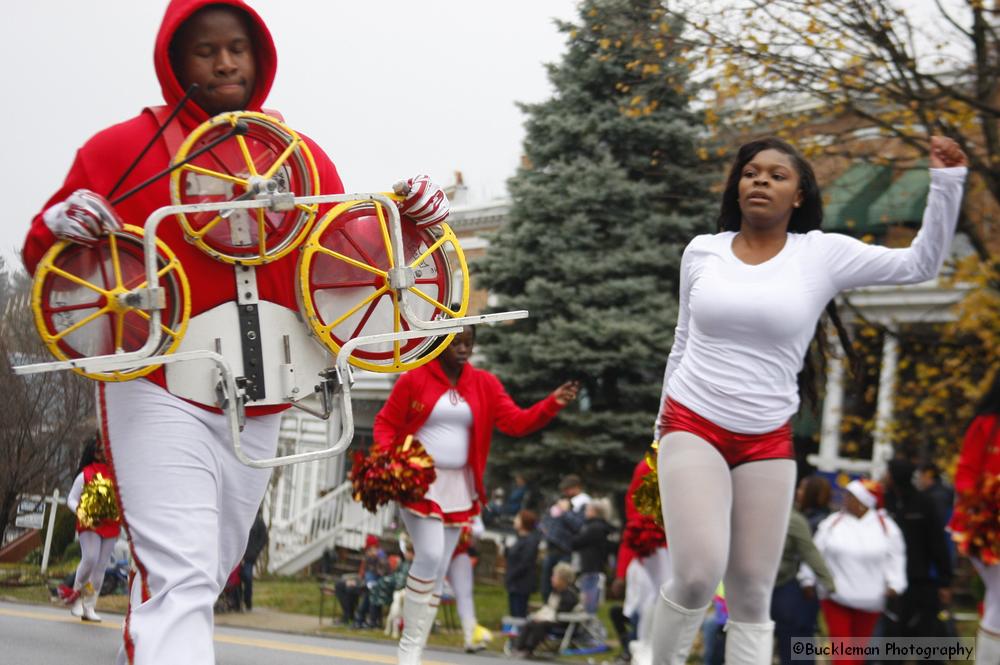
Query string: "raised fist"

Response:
xmin=43 ymin=189 xmax=122 ymax=246
xmin=392 ymin=174 xmax=450 ymax=228
xmin=929 ymin=136 xmax=968 ymax=169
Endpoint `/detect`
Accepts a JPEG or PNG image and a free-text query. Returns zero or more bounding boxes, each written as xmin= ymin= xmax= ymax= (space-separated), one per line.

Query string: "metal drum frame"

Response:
xmin=15 ymin=193 xmax=525 ymax=468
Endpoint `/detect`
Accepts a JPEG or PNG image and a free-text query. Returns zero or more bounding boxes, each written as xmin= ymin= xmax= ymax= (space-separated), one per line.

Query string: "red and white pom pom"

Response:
xmin=393 ymin=174 xmax=450 ymax=228
xmin=349 ymin=435 xmax=437 ymax=514
xmin=622 ymin=515 xmax=667 ymax=558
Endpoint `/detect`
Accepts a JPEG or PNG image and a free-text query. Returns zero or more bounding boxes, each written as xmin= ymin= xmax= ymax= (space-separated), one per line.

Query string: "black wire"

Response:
xmin=110 ymin=121 xmax=248 ymax=206
xmin=106 ymin=83 xmax=199 ymax=201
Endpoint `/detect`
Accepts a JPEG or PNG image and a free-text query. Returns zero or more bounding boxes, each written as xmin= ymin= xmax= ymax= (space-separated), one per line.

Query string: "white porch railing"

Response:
xmin=266 ymin=479 xmax=396 ymax=575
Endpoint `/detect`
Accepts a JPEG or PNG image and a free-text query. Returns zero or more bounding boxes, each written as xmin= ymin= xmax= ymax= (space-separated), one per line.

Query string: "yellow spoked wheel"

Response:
xmin=169 ymin=111 xmax=319 ymax=265
xmin=297 ymin=199 xmax=470 ymax=373
xmin=32 ymin=225 xmax=191 ymax=381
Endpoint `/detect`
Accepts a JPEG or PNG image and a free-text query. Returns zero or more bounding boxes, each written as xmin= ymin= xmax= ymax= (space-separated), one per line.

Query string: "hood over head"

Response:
xmin=154 ymin=0 xmax=277 ymax=125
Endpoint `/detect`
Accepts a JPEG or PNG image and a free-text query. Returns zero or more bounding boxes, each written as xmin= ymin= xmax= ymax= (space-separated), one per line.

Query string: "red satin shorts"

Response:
xmin=659 ymin=399 xmax=794 ymax=468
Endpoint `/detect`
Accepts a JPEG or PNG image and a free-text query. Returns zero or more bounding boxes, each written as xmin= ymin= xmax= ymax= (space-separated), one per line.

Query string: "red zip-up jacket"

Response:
xmin=373 ymin=359 xmax=564 ymax=507
xmin=22 ymin=0 xmax=344 ymax=414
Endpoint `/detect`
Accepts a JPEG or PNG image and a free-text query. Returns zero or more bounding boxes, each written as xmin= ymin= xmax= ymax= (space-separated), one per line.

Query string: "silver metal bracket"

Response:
xmin=387 ymin=266 xmax=416 ymax=290
xmin=115 ymin=287 xmax=166 ymax=311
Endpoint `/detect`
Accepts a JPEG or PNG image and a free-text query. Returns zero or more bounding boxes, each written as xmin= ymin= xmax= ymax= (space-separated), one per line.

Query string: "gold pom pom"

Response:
xmin=634 ymin=440 xmax=664 ymax=528
xmin=77 ymin=473 xmax=120 ymax=529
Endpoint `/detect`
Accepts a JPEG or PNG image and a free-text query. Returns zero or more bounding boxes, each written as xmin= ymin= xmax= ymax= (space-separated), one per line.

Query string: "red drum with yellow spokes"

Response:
xmin=31 ymin=225 xmax=190 ymax=381
xmin=298 ymin=199 xmax=469 ymax=373
xmin=169 ymin=112 xmax=319 ymax=264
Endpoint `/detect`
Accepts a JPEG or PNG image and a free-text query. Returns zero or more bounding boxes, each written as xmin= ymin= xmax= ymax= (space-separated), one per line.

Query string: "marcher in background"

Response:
xmin=571 ymin=498 xmax=614 ymax=613
xmin=813 ymin=480 xmax=906 ymax=665
xmin=771 ymin=498 xmax=836 ymax=665
xmin=505 ymin=509 xmax=542 ymax=619
xmin=512 ymin=562 xmax=581 ymax=658
xmin=540 ymin=474 xmax=591 ymax=601
xmin=372 ymin=324 xmax=578 ymax=664
xmin=240 ymin=509 xmax=268 ymax=611
xmin=66 ymin=434 xmax=122 ymax=622
xmin=650 ymin=135 xmax=965 ymax=665
xmin=949 ymin=369 xmax=1000 ymax=664
xmin=881 ymin=458 xmax=953 ymax=644
xmin=615 ymin=457 xmax=670 ymax=665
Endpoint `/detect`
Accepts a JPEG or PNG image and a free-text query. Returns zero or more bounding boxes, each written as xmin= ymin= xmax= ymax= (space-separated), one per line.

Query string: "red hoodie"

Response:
xmin=373 ymin=359 xmax=564 ymax=507
xmin=22 ymin=0 xmax=344 ymax=410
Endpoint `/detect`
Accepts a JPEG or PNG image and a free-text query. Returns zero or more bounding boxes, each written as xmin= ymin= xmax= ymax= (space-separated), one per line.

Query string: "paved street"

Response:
xmin=0 ymin=600 xmax=507 ymax=665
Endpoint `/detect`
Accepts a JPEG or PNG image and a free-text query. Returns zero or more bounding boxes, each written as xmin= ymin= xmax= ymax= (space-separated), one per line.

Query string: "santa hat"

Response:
xmin=845 ymin=479 xmax=882 ymax=509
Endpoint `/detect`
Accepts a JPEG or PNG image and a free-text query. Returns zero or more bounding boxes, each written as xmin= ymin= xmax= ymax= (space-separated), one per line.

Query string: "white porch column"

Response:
xmin=813 ymin=343 xmax=845 ymax=472
xmin=871 ymin=332 xmax=899 ymax=481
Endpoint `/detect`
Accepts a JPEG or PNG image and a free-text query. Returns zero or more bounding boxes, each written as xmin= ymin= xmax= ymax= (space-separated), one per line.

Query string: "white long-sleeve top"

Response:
xmin=813 ymin=508 xmax=907 ymax=612
xmin=656 ymin=167 xmax=966 ymax=435
xmin=67 ymin=472 xmax=85 ymax=513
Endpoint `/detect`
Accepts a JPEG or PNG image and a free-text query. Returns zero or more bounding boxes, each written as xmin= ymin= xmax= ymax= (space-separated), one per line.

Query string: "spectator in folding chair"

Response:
xmin=512 ymin=562 xmax=581 ymax=658
xmin=370 ymin=539 xmax=415 ymax=631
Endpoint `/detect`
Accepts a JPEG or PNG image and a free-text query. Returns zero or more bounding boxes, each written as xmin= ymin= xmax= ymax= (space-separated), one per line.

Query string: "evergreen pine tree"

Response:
xmin=474 ymin=0 xmax=715 ymax=494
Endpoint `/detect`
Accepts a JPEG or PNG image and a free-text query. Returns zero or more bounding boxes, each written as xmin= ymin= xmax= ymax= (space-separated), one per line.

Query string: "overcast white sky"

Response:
xmin=1 ymin=1 xmax=581 ymax=269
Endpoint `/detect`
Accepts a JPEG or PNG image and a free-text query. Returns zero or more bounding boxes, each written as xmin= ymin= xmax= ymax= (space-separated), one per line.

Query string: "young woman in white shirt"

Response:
xmin=648 ymin=135 xmax=967 ymax=665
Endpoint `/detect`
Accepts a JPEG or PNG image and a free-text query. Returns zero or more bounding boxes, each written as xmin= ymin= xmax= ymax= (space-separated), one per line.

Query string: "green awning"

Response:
xmin=822 ymin=163 xmax=894 ymax=232
xmin=866 ymin=164 xmax=929 ymax=227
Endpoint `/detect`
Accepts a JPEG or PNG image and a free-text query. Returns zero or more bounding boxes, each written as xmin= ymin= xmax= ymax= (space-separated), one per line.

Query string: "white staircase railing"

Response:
xmin=266 ymin=479 xmax=395 ymax=575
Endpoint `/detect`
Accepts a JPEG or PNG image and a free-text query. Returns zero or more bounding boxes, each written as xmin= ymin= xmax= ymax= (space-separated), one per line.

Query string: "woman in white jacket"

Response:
xmin=813 ymin=480 xmax=906 ymax=665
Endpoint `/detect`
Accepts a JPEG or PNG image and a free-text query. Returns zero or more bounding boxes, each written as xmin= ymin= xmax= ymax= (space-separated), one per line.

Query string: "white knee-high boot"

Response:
xmin=82 ymin=585 xmax=102 ymax=622
xmin=418 ymin=596 xmax=440 ymax=650
xmin=725 ymin=620 xmax=774 ymax=665
xmin=647 ymin=590 xmax=709 ymax=665
xmin=977 ymin=628 xmax=1000 ymax=665
xmin=398 ymin=576 xmax=435 ymax=665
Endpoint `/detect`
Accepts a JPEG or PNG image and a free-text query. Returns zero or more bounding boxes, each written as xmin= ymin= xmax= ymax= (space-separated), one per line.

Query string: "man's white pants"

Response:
xmin=98 ymin=380 xmax=279 ymax=665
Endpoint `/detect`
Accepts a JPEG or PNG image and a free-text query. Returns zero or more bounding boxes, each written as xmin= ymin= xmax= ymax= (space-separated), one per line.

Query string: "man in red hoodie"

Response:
xmin=22 ymin=2 xmax=447 ymax=663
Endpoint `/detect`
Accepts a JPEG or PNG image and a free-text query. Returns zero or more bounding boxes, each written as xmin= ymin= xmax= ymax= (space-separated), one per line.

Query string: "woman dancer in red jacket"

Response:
xmin=374 ymin=325 xmax=578 ymax=664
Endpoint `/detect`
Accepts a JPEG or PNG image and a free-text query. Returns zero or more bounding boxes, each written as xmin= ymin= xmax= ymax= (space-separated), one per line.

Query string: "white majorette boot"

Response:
xmin=460 ymin=615 xmax=492 ymax=652
xmin=81 ymin=586 xmax=102 ymax=622
xmin=649 ymin=590 xmax=710 ymax=665
xmin=69 ymin=590 xmax=85 ymax=618
xmin=416 ymin=595 xmax=440 ymax=654
xmin=724 ymin=620 xmax=775 ymax=665
xmin=976 ymin=627 xmax=1000 ymax=665
xmin=397 ymin=575 xmax=435 ymax=665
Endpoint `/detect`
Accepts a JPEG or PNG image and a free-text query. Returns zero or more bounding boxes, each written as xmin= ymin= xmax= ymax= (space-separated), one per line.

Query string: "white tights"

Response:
xmin=75 ymin=531 xmax=116 ymax=595
xmin=447 ymin=552 xmax=476 ymax=625
xmin=400 ymin=510 xmax=463 ymax=595
xmin=658 ymin=431 xmax=795 ymax=622
xmin=973 ymin=558 xmax=1000 ymax=634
